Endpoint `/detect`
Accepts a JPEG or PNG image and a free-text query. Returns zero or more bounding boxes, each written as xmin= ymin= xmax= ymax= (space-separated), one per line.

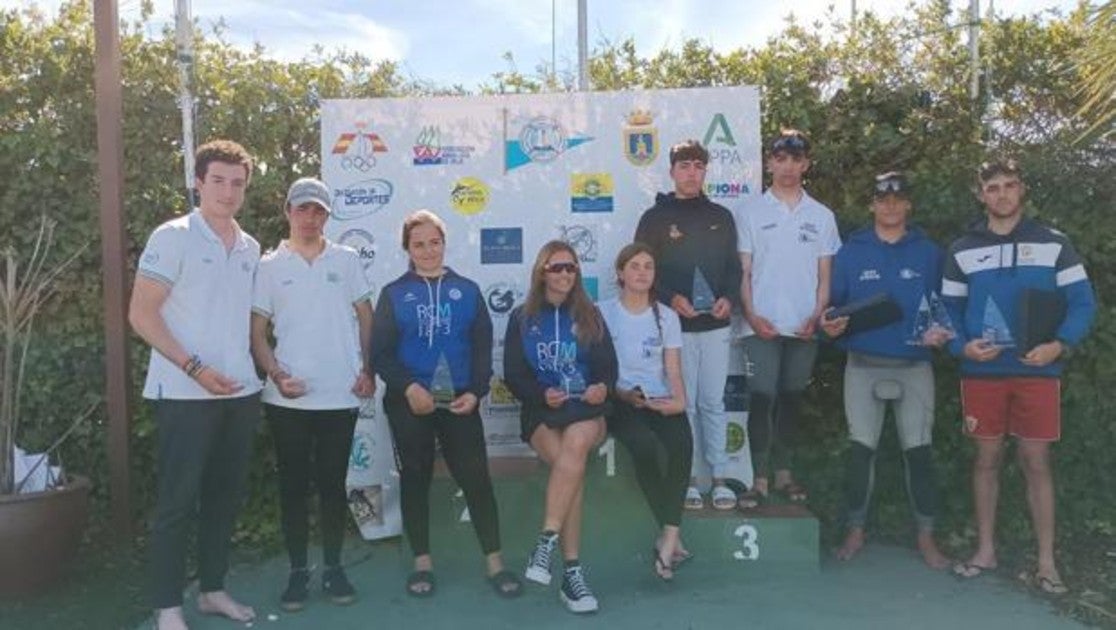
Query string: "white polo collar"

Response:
xmin=190 ymin=209 xmax=250 ymax=252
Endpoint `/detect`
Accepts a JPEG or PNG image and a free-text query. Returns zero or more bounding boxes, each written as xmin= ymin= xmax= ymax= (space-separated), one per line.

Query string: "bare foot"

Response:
xmin=196 ymin=591 xmax=255 ymax=622
xmin=917 ymin=531 xmax=950 ymax=570
xmin=155 ymin=607 xmax=188 ymax=630
xmin=835 ymin=527 xmax=865 ymax=561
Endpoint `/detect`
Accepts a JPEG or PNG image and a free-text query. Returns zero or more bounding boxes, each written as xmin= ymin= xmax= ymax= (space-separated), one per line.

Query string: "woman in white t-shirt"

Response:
xmin=599 ymin=243 xmax=693 ymax=581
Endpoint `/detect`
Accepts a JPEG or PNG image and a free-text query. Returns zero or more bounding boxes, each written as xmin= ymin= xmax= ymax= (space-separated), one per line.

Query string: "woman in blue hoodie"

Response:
xmin=820 ymin=173 xmax=950 ymax=569
xmin=504 ymin=240 xmax=617 ymax=614
xmin=372 ymin=210 xmax=522 ymax=599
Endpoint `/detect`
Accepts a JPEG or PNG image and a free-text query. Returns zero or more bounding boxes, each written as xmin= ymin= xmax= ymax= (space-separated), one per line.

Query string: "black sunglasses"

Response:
xmin=770 ymin=135 xmax=809 ymax=154
xmin=874 ymin=178 xmax=906 ymax=195
xmin=545 ymin=262 xmax=579 ymax=275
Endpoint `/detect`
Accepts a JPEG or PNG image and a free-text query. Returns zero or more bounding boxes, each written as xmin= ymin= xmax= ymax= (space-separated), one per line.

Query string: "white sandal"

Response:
xmin=684 ymin=486 xmax=704 ymax=510
xmin=711 ymin=485 xmax=737 ymax=511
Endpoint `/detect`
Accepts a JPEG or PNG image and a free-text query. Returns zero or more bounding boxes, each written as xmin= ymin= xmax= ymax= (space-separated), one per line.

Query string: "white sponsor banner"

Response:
xmin=324 ymin=87 xmax=761 ymax=539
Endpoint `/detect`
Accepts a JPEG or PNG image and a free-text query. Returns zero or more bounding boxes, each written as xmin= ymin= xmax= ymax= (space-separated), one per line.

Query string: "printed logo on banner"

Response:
xmin=557 ymin=224 xmax=597 ymax=263
xmin=705 ymin=180 xmax=751 ymax=199
xmin=724 ymin=374 xmax=749 ymax=412
xmin=337 ymin=228 xmax=376 ymax=282
xmin=480 ymin=228 xmax=523 ymax=264
xmin=331 ymin=121 xmax=389 ymax=172
xmin=702 ymin=113 xmax=745 ymax=165
xmin=413 ymin=125 xmax=475 ymax=166
xmin=504 ymin=115 xmax=593 ymax=172
xmin=485 ymin=281 xmax=523 ymax=316
xmin=570 ymin=173 xmax=614 ymax=213
xmin=725 ymin=420 xmax=747 ymax=454
xmin=622 ymin=109 xmax=658 ymax=166
xmin=450 ymin=177 xmax=490 ymax=215
xmin=332 ymin=178 xmax=393 ymax=220
xmin=582 ymin=276 xmax=599 ymax=301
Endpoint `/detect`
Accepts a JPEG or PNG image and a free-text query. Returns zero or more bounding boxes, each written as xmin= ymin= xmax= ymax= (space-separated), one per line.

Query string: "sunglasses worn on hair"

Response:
xmin=979 ymin=162 xmax=1021 ymax=182
xmin=545 ymin=262 xmax=579 ymax=275
xmin=770 ymin=135 xmax=809 ymax=154
xmin=874 ymin=178 xmax=906 ymax=195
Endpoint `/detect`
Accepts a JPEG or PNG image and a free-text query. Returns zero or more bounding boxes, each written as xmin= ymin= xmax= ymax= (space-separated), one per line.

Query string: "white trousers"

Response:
xmin=681 ymin=326 xmax=732 ymax=478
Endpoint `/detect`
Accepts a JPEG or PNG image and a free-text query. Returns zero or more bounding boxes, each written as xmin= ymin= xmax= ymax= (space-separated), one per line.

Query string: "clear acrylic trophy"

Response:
xmin=981 ymin=296 xmax=1016 ymax=348
xmin=562 ymin=369 xmax=588 ymax=400
xmin=691 ymin=267 xmax=716 ymax=314
xmin=907 ymin=292 xmax=957 ymax=345
xmin=430 ymin=352 xmax=456 ymax=408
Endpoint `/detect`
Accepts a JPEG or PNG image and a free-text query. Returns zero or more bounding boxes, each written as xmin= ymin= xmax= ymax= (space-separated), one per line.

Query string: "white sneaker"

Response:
xmin=524 ymin=531 xmax=558 ymax=585
xmin=559 ymin=565 xmax=599 ymax=614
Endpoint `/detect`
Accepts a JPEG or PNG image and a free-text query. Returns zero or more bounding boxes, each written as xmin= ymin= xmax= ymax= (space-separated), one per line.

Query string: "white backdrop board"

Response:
xmin=323 ymin=87 xmax=761 ymax=540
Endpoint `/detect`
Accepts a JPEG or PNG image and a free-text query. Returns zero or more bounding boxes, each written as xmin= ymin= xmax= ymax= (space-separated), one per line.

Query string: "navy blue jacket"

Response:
xmin=828 ymin=225 xmax=944 ymax=361
xmin=942 ymin=217 xmax=1096 ymax=377
xmin=372 ymin=268 xmax=492 ymax=403
xmin=502 ymin=303 xmax=617 ymax=408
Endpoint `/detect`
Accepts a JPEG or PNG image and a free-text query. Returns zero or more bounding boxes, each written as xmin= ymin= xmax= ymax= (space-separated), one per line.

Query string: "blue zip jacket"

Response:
xmin=502 ymin=303 xmax=617 ymax=408
xmin=828 ymin=224 xmax=944 ymax=361
xmin=372 ymin=267 xmax=492 ymax=402
xmin=942 ymin=217 xmax=1096 ymax=377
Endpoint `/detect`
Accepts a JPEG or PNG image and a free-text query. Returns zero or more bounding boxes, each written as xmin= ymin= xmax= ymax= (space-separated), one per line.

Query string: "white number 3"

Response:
xmin=733 ymin=524 xmax=759 ymax=560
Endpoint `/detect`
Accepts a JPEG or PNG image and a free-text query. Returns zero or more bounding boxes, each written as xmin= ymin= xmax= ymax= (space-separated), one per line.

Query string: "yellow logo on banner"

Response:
xmin=569 ymin=173 xmax=615 ymax=213
xmin=450 ymin=177 xmax=490 ymax=215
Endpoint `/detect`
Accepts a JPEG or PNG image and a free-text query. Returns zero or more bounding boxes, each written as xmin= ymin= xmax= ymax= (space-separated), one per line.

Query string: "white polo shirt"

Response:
xmin=736 ymin=190 xmax=841 ymax=336
xmin=599 ymin=297 xmax=683 ymax=398
xmin=252 ymin=240 xmax=373 ymax=410
xmin=138 ymin=210 xmax=262 ymax=400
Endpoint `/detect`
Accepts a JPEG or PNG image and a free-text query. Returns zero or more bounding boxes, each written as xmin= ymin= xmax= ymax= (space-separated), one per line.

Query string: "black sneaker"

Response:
xmin=323 ymin=565 xmax=357 ymax=605
xmin=524 ymin=531 xmax=558 ymax=585
xmin=559 ymin=565 xmax=599 ymax=613
xmin=280 ymin=568 xmax=310 ymax=612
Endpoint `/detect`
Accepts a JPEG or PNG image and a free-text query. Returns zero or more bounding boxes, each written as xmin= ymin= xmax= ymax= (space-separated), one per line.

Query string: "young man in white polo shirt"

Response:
xmin=250 ymin=178 xmax=374 ymax=611
xmin=736 ymin=129 xmax=840 ymax=508
xmin=129 ymin=140 xmax=262 ymax=630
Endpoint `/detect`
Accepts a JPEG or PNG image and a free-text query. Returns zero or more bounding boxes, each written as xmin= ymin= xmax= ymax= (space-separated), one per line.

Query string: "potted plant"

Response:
xmin=0 ymin=217 xmax=96 ymax=599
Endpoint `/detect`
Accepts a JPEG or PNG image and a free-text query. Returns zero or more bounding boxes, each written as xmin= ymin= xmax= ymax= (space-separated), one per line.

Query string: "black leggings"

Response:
xmin=386 ymin=402 xmax=501 ymax=557
xmin=266 ymin=404 xmax=358 ymax=569
xmin=608 ymin=402 xmax=693 ymax=528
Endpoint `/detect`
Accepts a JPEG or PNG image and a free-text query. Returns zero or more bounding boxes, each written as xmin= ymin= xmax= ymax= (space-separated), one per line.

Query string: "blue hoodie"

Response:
xmin=942 ymin=217 xmax=1096 ymax=378
xmin=828 ymin=224 xmax=944 ymax=361
xmin=372 ymin=267 xmax=492 ymax=402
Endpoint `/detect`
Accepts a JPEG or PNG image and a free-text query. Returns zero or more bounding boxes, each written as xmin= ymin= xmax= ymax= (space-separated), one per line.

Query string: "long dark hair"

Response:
xmin=613 ymin=241 xmax=663 ymax=342
xmin=524 ymin=240 xmax=604 ymax=345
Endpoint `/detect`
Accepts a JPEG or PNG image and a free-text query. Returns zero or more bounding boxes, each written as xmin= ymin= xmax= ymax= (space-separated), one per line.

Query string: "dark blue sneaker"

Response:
xmin=280 ymin=568 xmax=310 ymax=612
xmin=559 ymin=565 xmax=599 ymax=613
xmin=525 ymin=531 xmax=558 ymax=585
xmin=323 ymin=566 xmax=357 ymax=605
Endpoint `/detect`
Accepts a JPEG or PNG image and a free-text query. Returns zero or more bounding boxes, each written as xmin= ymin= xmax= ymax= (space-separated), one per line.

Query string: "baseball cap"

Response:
xmin=285 ymin=177 xmax=332 ymax=213
xmin=872 ymin=171 xmax=909 ymax=198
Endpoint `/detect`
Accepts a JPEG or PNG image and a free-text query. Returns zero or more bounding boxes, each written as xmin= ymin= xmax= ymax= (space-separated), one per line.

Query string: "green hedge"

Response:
xmin=2 ymin=2 xmax=1112 ymax=563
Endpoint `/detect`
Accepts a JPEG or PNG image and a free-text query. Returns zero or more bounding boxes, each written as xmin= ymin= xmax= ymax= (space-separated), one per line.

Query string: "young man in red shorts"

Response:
xmin=942 ymin=159 xmax=1096 ymax=593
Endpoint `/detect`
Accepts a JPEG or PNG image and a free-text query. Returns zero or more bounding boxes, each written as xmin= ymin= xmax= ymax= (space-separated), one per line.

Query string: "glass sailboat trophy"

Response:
xmin=691 ymin=267 xmax=716 ymax=314
xmin=907 ymin=292 xmax=957 ymax=345
xmin=562 ymin=368 xmax=588 ymax=400
xmin=430 ymin=352 xmax=456 ymax=408
xmin=981 ymin=296 xmax=1016 ymax=348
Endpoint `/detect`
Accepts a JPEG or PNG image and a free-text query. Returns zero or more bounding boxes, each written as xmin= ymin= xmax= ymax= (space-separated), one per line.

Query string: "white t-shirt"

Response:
xmin=599 ymin=297 xmax=682 ymax=398
xmin=736 ymin=190 xmax=841 ymax=336
xmin=252 ymin=241 xmax=373 ymax=410
xmin=138 ymin=210 xmax=262 ymax=400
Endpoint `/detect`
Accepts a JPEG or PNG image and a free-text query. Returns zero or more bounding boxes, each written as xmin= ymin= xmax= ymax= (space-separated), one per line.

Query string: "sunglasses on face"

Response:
xmin=770 ymin=135 xmax=809 ymax=154
xmin=544 ymin=262 xmax=579 ymax=275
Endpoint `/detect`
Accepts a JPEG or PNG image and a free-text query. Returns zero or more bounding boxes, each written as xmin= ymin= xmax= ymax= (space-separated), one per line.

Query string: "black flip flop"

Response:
xmin=487 ymin=570 xmax=523 ymax=599
xmin=406 ymin=570 xmax=436 ymax=598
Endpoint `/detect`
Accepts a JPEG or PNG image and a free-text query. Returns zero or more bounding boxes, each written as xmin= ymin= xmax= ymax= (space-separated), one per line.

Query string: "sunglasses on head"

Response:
xmin=545 ymin=262 xmax=579 ymax=275
xmin=770 ymin=135 xmax=809 ymax=154
xmin=874 ymin=178 xmax=906 ymax=195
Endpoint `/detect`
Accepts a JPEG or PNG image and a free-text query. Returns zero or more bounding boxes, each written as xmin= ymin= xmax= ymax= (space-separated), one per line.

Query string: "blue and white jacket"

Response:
xmin=372 ymin=267 xmax=492 ymax=403
xmin=942 ymin=217 xmax=1096 ymax=377
xmin=828 ymin=225 xmax=944 ymax=361
xmin=502 ymin=303 xmax=617 ymax=408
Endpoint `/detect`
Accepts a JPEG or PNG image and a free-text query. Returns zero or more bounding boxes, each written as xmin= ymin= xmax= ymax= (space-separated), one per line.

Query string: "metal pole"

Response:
xmin=969 ymin=0 xmax=980 ymax=102
xmin=851 ymin=0 xmax=857 ymax=37
xmin=92 ymin=0 xmax=132 ymax=539
xmin=551 ymin=0 xmax=556 ymax=86
xmin=577 ymin=0 xmax=588 ymax=91
xmin=175 ymin=0 xmax=197 ymax=204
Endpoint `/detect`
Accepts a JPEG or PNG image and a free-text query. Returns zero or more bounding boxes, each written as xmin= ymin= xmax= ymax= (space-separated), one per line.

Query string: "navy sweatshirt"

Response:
xmin=942 ymin=217 xmax=1096 ymax=377
xmin=828 ymin=225 xmax=944 ymax=361
xmin=372 ymin=268 xmax=492 ymax=403
xmin=634 ymin=192 xmax=743 ymax=333
xmin=502 ymin=303 xmax=617 ymax=408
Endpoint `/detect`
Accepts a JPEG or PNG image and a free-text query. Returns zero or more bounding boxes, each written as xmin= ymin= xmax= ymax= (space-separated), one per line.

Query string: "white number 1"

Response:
xmin=597 ymin=437 xmax=615 ymax=477
xmin=733 ymin=524 xmax=759 ymax=560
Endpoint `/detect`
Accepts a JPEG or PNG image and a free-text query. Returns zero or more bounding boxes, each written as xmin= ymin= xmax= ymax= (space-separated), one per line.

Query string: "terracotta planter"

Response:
xmin=0 ymin=475 xmax=91 ymax=599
